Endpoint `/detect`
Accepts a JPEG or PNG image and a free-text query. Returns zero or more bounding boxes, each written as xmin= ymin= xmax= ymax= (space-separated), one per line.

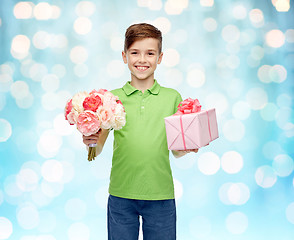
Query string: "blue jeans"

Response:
xmin=107 ymin=195 xmax=176 ymax=240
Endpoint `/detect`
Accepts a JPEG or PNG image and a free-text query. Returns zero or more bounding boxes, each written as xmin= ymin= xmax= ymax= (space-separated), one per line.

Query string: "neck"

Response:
xmin=130 ymin=75 xmax=155 ymax=93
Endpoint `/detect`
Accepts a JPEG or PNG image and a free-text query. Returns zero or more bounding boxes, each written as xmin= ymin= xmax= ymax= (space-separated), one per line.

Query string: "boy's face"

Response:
xmin=122 ymin=38 xmax=163 ymax=83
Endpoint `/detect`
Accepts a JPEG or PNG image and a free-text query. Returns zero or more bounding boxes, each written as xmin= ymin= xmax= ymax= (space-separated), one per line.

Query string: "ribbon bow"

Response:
xmin=174 ymin=98 xmax=202 ymax=115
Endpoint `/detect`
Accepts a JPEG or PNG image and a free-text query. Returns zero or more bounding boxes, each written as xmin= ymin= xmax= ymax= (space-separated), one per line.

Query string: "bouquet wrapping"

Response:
xmin=164 ymin=98 xmax=218 ymax=150
xmin=65 ymin=89 xmax=126 ymax=161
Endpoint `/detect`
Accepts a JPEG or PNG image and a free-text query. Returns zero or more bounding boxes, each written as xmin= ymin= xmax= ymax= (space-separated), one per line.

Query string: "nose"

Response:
xmin=139 ymin=53 xmax=146 ymax=63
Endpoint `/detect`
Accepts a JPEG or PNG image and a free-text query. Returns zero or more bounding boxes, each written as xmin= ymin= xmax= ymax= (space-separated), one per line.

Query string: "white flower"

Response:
xmin=111 ymin=104 xmax=126 ymax=130
xmin=72 ymin=91 xmax=89 ymax=114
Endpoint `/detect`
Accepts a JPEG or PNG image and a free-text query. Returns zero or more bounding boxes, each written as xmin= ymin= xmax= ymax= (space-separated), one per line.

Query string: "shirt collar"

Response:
xmin=122 ymin=79 xmax=161 ymax=96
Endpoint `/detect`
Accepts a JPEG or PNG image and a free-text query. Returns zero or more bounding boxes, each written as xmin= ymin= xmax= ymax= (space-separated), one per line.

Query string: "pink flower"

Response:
xmin=77 ymin=110 xmax=101 ymax=136
xmin=97 ymin=106 xmax=114 ymax=129
xmin=90 ymin=89 xmax=108 ymax=95
xmin=98 ymin=89 xmax=108 ymax=95
xmin=176 ymin=98 xmax=202 ymax=114
xmin=83 ymin=95 xmax=102 ymax=112
xmin=103 ymin=92 xmax=118 ymax=112
xmin=65 ymin=99 xmax=73 ymax=121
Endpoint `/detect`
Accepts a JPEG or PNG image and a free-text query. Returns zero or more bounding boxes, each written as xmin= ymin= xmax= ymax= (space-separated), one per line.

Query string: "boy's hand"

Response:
xmin=172 ymin=143 xmax=209 ymax=157
xmin=82 ymin=129 xmax=102 ymax=146
xmin=178 ymin=149 xmax=199 ymax=153
xmin=172 ymin=149 xmax=198 ymax=158
xmin=180 ymin=143 xmax=209 ymax=153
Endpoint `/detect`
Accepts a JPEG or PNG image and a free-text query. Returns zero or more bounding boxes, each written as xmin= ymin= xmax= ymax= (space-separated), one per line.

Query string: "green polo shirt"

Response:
xmin=110 ymin=79 xmax=183 ymax=200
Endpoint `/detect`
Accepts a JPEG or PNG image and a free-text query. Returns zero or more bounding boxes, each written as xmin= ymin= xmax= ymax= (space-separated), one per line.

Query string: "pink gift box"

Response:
xmin=164 ymin=108 xmax=219 ymax=150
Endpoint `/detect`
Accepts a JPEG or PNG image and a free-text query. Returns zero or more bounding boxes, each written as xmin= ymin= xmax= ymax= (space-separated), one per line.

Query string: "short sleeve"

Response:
xmin=174 ymin=91 xmax=183 ymax=114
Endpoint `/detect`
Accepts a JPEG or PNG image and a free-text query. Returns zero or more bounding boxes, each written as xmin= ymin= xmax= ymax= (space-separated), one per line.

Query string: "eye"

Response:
xmin=131 ymin=52 xmax=137 ymax=55
xmin=148 ymin=52 xmax=155 ymax=55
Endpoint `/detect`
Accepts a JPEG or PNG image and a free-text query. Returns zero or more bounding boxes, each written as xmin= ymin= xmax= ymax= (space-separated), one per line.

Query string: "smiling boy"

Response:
xmin=83 ymin=23 xmax=198 ymax=240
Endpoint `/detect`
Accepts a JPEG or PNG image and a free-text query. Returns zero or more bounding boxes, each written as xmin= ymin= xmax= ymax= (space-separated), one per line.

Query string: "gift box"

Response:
xmin=164 ymin=108 xmax=219 ymax=150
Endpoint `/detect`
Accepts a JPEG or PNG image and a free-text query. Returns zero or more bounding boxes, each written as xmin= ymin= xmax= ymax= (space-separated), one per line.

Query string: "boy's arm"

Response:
xmin=84 ymin=128 xmax=110 ymax=157
xmin=171 ymin=149 xmax=198 ymax=158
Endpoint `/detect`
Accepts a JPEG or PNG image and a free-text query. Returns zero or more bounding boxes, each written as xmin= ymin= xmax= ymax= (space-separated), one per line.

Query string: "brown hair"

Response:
xmin=124 ymin=23 xmax=162 ymax=53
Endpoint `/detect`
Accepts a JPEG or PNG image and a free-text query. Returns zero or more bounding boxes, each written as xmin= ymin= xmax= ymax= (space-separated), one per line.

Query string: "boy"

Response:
xmin=83 ymin=23 xmax=198 ymax=240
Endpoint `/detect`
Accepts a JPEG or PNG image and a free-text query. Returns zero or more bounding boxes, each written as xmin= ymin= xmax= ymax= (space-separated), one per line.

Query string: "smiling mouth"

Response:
xmin=136 ymin=66 xmax=149 ymax=71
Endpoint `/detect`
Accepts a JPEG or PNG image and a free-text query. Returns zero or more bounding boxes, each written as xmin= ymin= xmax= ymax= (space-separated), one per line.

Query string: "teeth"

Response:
xmin=137 ymin=66 xmax=148 ymax=70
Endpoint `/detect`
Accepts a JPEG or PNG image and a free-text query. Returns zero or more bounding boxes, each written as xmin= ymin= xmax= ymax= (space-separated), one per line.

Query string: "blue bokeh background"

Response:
xmin=0 ymin=0 xmax=293 ymax=239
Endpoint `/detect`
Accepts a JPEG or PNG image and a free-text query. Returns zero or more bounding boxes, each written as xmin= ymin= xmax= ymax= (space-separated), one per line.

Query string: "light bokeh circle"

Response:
xmin=227 ymin=183 xmax=250 ymax=205
xmin=205 ymin=92 xmax=228 ymax=115
xmin=255 ymin=165 xmax=277 ymax=188
xmin=233 ymin=4 xmax=247 ymax=19
xmin=0 ymin=217 xmax=13 ymax=239
xmin=260 ymin=102 xmax=278 ymax=121
xmin=67 ymin=222 xmax=90 ymax=240
xmin=13 ymin=2 xmax=33 ymax=19
xmin=246 ymin=87 xmax=268 ymax=110
xmin=75 ymin=1 xmax=96 ymax=17
xmin=17 ymin=204 xmax=40 ymax=230
xmin=223 ymin=119 xmax=245 ymax=142
xmin=16 ymin=168 xmax=39 ymax=192
xmin=266 ymin=29 xmax=285 ymax=48
xmin=10 ymin=81 xmax=29 ymax=99
xmin=232 ymin=101 xmax=251 ymax=120
xmin=225 ymin=211 xmax=248 ymax=234
xmin=41 ymin=159 xmax=63 ymax=182
xmin=74 ymin=17 xmax=92 ymax=35
xmin=221 ymin=151 xmax=243 ymax=174
xmin=222 ymin=24 xmax=240 ymax=43
xmin=219 ymin=182 xmax=250 ymax=205
xmin=162 ymin=48 xmax=180 ymax=67
xmin=197 ymin=152 xmax=220 ymax=175
xmin=37 ymin=130 xmax=63 ymax=158
xmin=272 ymin=154 xmax=294 ymax=177
xmin=187 ymin=69 xmax=205 ymax=88
xmin=203 ymin=18 xmax=217 ymax=32
xmin=70 ymin=46 xmax=88 ymax=64
xmin=0 ymin=119 xmax=12 ymax=142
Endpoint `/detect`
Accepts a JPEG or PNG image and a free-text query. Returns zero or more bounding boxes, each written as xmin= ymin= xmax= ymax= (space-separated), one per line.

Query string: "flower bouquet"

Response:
xmin=64 ymin=89 xmax=126 ymax=161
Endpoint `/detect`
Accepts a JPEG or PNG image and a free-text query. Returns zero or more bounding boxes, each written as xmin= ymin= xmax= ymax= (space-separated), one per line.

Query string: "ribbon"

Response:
xmin=175 ymin=98 xmax=202 ymax=115
xmin=179 ymin=115 xmax=187 ymax=150
xmin=206 ymin=111 xmax=212 ymax=141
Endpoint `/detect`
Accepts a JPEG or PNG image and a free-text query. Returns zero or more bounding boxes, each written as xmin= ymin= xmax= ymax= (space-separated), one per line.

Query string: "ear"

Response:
xmin=122 ymin=51 xmax=128 ymax=64
xmin=157 ymin=52 xmax=163 ymax=64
